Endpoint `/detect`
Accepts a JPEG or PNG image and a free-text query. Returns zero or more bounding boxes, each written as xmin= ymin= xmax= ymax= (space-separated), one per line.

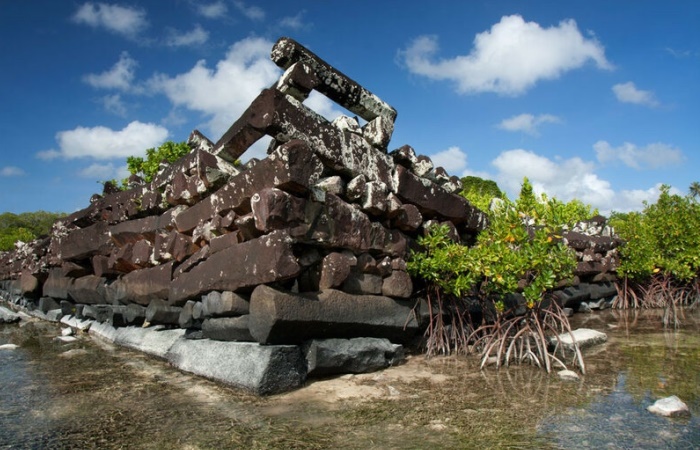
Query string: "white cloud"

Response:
xmin=197 ymin=1 xmax=227 ymax=19
xmin=233 ymin=1 xmax=265 ymax=20
xmin=490 ymin=148 xmax=636 ymax=214
xmin=430 ymin=146 xmax=468 ymax=173
xmin=37 ymin=121 xmax=168 ymax=161
xmin=78 ymin=162 xmax=117 ymax=178
xmin=147 ymin=37 xmax=281 ymax=138
xmin=428 ymin=146 xmax=665 ymax=214
xmin=594 ymin=140 xmax=684 ymax=169
xmin=400 ymin=15 xmax=612 ymax=96
xmin=165 ymin=24 xmax=209 ymax=47
xmin=279 ymin=12 xmax=306 ymax=30
xmin=612 ymin=82 xmax=659 ymax=107
xmin=83 ymin=52 xmax=137 ymax=91
xmin=72 ymin=2 xmax=148 ymax=38
xmin=1 ymin=166 xmax=25 ymax=177
xmin=304 ymin=91 xmax=345 ymax=122
xmin=101 ymin=94 xmax=127 ymax=116
xmin=497 ymin=113 xmax=561 ymax=136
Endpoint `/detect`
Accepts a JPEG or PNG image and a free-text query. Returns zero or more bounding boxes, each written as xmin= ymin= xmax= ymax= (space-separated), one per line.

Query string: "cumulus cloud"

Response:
xmin=490 ymin=149 xmax=616 ymax=207
xmin=165 ymin=24 xmax=209 ymax=47
xmin=37 ymin=121 xmax=169 ymax=161
xmin=83 ymin=52 xmax=137 ymax=91
xmin=594 ymin=140 xmax=684 ymax=169
xmin=279 ymin=12 xmax=306 ymax=30
xmin=196 ymin=1 xmax=227 ymax=19
xmin=427 ymin=146 xmax=665 ymax=214
xmin=612 ymin=82 xmax=659 ymax=107
xmin=497 ymin=113 xmax=561 ymax=136
xmin=78 ymin=162 xmax=116 ymax=178
xmin=233 ymin=1 xmax=265 ymax=20
xmin=430 ymin=146 xmax=469 ymax=173
xmin=1 ymin=166 xmax=25 ymax=177
xmin=400 ymin=15 xmax=612 ymax=95
xmin=72 ymin=2 xmax=148 ymax=38
xmin=147 ymin=37 xmax=281 ymax=138
xmin=100 ymin=94 xmax=127 ymax=116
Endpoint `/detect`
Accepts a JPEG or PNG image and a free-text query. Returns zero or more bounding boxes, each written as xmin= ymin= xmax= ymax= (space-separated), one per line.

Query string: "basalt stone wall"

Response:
xmin=0 ymin=38 xmax=621 ymax=386
xmin=0 ymin=38 xmax=487 ymax=380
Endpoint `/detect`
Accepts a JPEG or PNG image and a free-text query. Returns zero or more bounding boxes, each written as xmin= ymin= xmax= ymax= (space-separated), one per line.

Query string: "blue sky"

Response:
xmin=1 ymin=1 xmax=698 ymax=215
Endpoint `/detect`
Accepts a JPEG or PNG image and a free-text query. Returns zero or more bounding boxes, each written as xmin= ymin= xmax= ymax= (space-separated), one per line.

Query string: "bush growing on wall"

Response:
xmin=609 ymin=185 xmax=700 ymax=321
xmin=611 ymin=185 xmax=700 ymax=282
xmin=126 ymin=141 xmax=191 ymax=183
xmin=408 ymin=178 xmax=594 ymax=371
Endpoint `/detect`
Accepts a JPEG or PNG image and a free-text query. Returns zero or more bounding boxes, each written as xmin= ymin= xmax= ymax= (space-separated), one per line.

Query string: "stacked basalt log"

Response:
xmin=0 ymin=37 xmax=486 ymax=356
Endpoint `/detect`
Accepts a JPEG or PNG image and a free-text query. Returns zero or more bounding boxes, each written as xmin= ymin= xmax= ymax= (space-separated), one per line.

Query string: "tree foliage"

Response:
xmin=610 ymin=185 xmax=700 ymax=282
xmin=126 ymin=141 xmax=191 ymax=183
xmin=0 ymin=211 xmax=65 ymax=251
xmin=410 ymin=178 xmax=584 ymax=310
xmin=407 ymin=178 xmax=592 ymax=364
xmin=459 ymin=176 xmax=506 ymax=211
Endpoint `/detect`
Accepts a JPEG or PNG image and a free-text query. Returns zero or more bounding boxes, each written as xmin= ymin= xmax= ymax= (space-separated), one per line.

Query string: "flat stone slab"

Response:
xmin=647 ymin=395 xmax=691 ymax=417
xmin=76 ymin=317 xmax=305 ymax=395
xmin=555 ymin=328 xmax=608 ymax=352
xmin=61 ymin=315 xmax=93 ymax=331
xmin=89 ymin=321 xmax=185 ymax=359
xmin=165 ymin=339 xmax=305 ymax=395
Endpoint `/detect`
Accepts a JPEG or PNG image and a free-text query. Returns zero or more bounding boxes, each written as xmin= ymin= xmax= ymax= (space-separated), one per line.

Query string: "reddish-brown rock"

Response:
xmin=168 ymin=230 xmax=301 ymax=306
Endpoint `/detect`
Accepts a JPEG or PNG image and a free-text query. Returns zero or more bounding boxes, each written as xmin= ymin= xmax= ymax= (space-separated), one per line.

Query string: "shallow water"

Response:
xmin=0 ymin=308 xmax=698 ymax=449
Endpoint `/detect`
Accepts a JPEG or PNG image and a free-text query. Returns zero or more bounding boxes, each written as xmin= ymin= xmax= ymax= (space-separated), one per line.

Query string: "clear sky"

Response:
xmin=1 ymin=1 xmax=698 ymax=215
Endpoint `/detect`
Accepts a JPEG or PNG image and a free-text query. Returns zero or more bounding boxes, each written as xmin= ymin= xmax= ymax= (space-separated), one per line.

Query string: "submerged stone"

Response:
xmin=647 ymin=395 xmax=691 ymax=417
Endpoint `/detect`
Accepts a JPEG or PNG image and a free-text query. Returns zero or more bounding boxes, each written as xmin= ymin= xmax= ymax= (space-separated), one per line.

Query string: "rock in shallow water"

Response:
xmin=647 ymin=395 xmax=691 ymax=417
xmin=0 ymin=306 xmax=21 ymax=324
xmin=555 ymin=328 xmax=607 ymax=352
xmin=558 ymin=369 xmax=580 ymax=381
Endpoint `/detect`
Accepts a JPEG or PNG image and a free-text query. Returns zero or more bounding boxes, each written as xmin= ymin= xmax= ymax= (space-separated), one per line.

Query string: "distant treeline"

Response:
xmin=0 ymin=211 xmax=65 ymax=251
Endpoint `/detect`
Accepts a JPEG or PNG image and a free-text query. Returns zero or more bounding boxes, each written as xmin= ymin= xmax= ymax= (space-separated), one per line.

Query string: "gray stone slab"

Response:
xmin=0 ymin=305 xmax=21 ymax=324
xmin=165 ymin=339 xmax=305 ymax=395
xmin=555 ymin=328 xmax=608 ymax=352
xmin=89 ymin=322 xmax=185 ymax=359
xmin=60 ymin=315 xmax=93 ymax=331
xmin=304 ymin=337 xmax=404 ymax=376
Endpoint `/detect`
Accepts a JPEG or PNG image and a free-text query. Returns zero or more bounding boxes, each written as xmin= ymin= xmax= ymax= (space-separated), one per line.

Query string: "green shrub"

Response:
xmin=460 ymin=176 xmax=506 ymax=211
xmin=610 ymin=185 xmax=700 ymax=323
xmin=407 ymin=178 xmax=589 ymax=369
xmin=611 ymin=185 xmax=700 ymax=282
xmin=0 ymin=211 xmax=65 ymax=251
xmin=127 ymin=141 xmax=191 ymax=183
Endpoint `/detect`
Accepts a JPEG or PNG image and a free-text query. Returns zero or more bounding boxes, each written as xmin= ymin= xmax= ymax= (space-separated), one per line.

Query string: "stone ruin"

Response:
xmin=0 ymin=38 xmax=623 ymax=395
